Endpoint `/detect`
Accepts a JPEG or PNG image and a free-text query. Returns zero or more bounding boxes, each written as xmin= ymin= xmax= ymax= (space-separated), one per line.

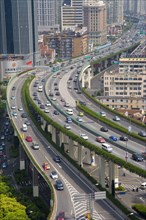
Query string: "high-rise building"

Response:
xmin=83 ymin=0 xmax=107 ymax=45
xmin=104 ymin=0 xmax=124 ymax=25
xmin=0 ymin=0 xmax=38 ymax=65
xmin=61 ymin=0 xmax=83 ymax=30
xmin=37 ymin=0 xmax=63 ymax=32
xmin=124 ymin=0 xmax=146 ymax=15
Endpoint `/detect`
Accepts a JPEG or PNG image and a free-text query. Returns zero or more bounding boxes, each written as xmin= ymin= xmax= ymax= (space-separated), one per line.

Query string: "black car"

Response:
xmin=100 ymin=127 xmax=108 ymax=132
xmin=21 ymin=113 xmax=27 ymax=118
xmin=54 ymin=155 xmax=61 ymax=163
xmin=54 ymin=110 xmax=59 ymax=115
xmin=56 ymin=180 xmax=64 ymax=190
xmin=49 ymin=92 xmax=54 ymax=97
xmin=79 ymin=100 xmax=86 ymax=106
xmin=55 ymin=92 xmax=60 ymax=96
xmin=119 ymin=136 xmax=128 ymax=141
xmin=132 ymin=153 xmax=144 ymax=162
xmin=12 ymin=86 xmax=16 ymax=91
xmin=40 ymin=104 xmax=45 ymax=109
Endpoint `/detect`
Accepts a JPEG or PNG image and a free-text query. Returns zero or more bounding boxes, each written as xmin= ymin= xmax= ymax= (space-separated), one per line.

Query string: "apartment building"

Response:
xmin=45 ymin=28 xmax=88 ymax=59
xmin=102 ymin=57 xmax=146 ymax=110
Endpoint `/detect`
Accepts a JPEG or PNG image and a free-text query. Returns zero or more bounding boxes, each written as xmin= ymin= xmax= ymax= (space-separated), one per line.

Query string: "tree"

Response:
xmin=0 ymin=194 xmax=29 ymax=220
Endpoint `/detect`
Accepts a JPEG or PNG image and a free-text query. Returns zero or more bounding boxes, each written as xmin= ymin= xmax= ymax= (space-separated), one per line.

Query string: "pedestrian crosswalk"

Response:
xmin=121 ymin=183 xmax=142 ymax=191
xmin=61 ymin=176 xmax=103 ymax=220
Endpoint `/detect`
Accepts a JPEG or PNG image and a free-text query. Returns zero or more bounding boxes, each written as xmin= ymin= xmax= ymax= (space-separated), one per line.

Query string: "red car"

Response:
xmin=96 ymin=136 xmax=105 ymax=143
xmin=57 ymin=211 xmax=65 ymax=220
xmin=43 ymin=162 xmax=50 ymax=171
xmin=26 ymin=136 xmax=33 ymax=142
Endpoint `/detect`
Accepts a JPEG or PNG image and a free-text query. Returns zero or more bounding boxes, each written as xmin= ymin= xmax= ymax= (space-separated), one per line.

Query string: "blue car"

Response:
xmin=66 ymin=117 xmax=72 ymax=123
xmin=109 ymin=135 xmax=118 ymax=141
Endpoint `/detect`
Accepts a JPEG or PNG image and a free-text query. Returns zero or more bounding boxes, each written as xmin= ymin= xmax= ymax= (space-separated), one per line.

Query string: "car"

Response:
xmin=113 ymin=116 xmax=120 ymax=121
xmin=21 ymin=113 xmax=27 ymax=118
xmin=26 ymin=136 xmax=33 ymax=142
xmin=64 ymin=102 xmax=70 ymax=107
xmin=50 ymin=171 xmax=58 ymax=179
xmin=64 ymin=124 xmax=71 ymax=130
xmin=2 ymin=162 xmax=7 ymax=169
xmin=55 ymin=92 xmax=60 ymax=96
xmin=54 ymin=82 xmax=58 ymax=86
xmin=100 ymin=127 xmax=108 ymax=132
xmin=132 ymin=153 xmax=144 ymax=162
xmin=12 ymin=111 xmax=17 ymax=117
xmin=44 ymin=108 xmax=49 ymax=113
xmin=54 ymin=110 xmax=59 ymax=115
xmin=32 ymin=143 xmax=39 ymax=150
xmin=96 ymin=136 xmax=105 ymax=143
xmin=40 ymin=104 xmax=45 ymax=109
xmin=54 ymin=87 xmax=59 ymax=91
xmin=100 ymin=111 xmax=106 ymax=117
xmin=60 ymin=98 xmax=65 ymax=102
xmin=11 ymin=96 xmax=16 ymax=100
xmin=45 ymin=102 xmax=51 ymax=107
xmin=68 ymin=85 xmax=72 ymax=89
xmin=11 ymin=106 xmax=16 ymax=109
xmin=80 ymin=134 xmax=88 ymax=140
xmin=140 ymin=182 xmax=146 ymax=189
xmin=66 ymin=109 xmax=73 ymax=115
xmin=25 ymin=120 xmax=30 ymax=126
xmin=142 ymin=151 xmax=146 ymax=159
xmin=57 ymin=211 xmax=65 ymax=220
xmin=33 ymin=92 xmax=37 ymax=96
xmin=109 ymin=136 xmax=118 ymax=141
xmin=56 ymin=180 xmax=64 ymax=190
xmin=78 ymin=112 xmax=84 ymax=117
xmin=43 ymin=162 xmax=50 ymax=171
xmin=119 ymin=136 xmax=128 ymax=141
xmin=54 ymin=155 xmax=61 ymax=163
xmin=34 ymin=96 xmax=38 ymax=101
xmin=79 ymin=100 xmax=86 ymax=106
xmin=18 ymin=106 xmax=23 ymax=111
xmin=66 ymin=117 xmax=72 ymax=123
xmin=49 ymin=92 xmax=54 ymax=97
xmin=138 ymin=131 xmax=146 ymax=137
xmin=52 ymin=97 xmax=57 ymax=101
xmin=77 ymin=117 xmax=82 ymax=122
xmin=76 ymin=90 xmax=82 ymax=94
xmin=38 ymin=100 xmax=41 ymax=104
xmin=12 ymin=86 xmax=16 ymax=91
xmin=0 ymin=145 xmax=4 ymax=151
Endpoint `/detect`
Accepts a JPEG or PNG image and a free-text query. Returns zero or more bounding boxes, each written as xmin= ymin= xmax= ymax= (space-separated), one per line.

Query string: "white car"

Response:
xmin=77 ymin=117 xmax=82 ymax=122
xmin=66 ymin=108 xmax=73 ymax=115
xmin=46 ymin=102 xmax=51 ymax=107
xmin=12 ymin=112 xmax=17 ymax=117
xmin=100 ymin=111 xmax=106 ymax=117
xmin=51 ymin=97 xmax=57 ymax=101
xmin=80 ymin=134 xmax=88 ymax=140
xmin=11 ymin=96 xmax=16 ymax=100
xmin=113 ymin=116 xmax=120 ymax=121
xmin=18 ymin=106 xmax=23 ymax=111
xmin=64 ymin=124 xmax=71 ymax=130
xmin=50 ymin=171 xmax=58 ymax=179
xmin=44 ymin=108 xmax=49 ymax=113
xmin=65 ymin=102 xmax=70 ymax=107
xmin=11 ymin=106 xmax=16 ymax=109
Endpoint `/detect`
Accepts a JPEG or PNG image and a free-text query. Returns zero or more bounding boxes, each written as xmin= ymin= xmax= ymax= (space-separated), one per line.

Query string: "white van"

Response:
xmin=22 ymin=124 xmax=27 ymax=132
xmin=140 ymin=182 xmax=146 ymax=189
xmin=66 ymin=109 xmax=73 ymax=115
xmin=102 ymin=143 xmax=113 ymax=153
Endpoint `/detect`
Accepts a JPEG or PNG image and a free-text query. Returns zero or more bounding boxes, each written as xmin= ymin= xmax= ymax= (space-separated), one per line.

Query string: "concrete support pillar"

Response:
xmin=77 ymin=144 xmax=83 ymax=167
xmin=19 ymin=144 xmax=25 ymax=170
xmin=25 ymin=156 xmax=30 ymax=175
xmin=14 ymin=129 xmax=17 ymax=137
xmin=83 ymin=148 xmax=92 ymax=165
xmin=41 ymin=119 xmax=46 ymax=131
xmin=108 ymin=161 xmax=119 ymax=194
xmin=82 ymin=73 xmax=85 ymax=87
xmin=98 ymin=67 xmax=101 ymax=73
xmin=52 ymin=126 xmax=56 ymax=144
xmin=32 ymin=166 xmax=39 ymax=197
xmin=69 ymin=138 xmax=74 ymax=159
xmin=47 ymin=124 xmax=51 ymax=133
xmin=90 ymin=151 xmax=96 ymax=166
xmin=88 ymin=69 xmax=91 ymax=89
xmin=59 ymin=132 xmax=64 ymax=147
xmin=98 ymin=156 xmax=105 ymax=188
xmin=104 ymin=60 xmax=108 ymax=68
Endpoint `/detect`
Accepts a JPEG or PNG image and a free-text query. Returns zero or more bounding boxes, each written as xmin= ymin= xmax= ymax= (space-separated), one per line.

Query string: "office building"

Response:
xmin=83 ymin=0 xmax=107 ymax=45
xmin=61 ymin=0 xmax=83 ymax=30
xmin=37 ymin=0 xmax=63 ymax=32
xmin=0 ymin=0 xmax=38 ymax=66
xmin=104 ymin=0 xmax=124 ymax=25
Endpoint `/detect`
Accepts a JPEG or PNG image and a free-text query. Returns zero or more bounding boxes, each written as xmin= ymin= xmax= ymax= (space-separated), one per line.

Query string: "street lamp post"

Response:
xmin=125 ymin=126 xmax=132 ymax=162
